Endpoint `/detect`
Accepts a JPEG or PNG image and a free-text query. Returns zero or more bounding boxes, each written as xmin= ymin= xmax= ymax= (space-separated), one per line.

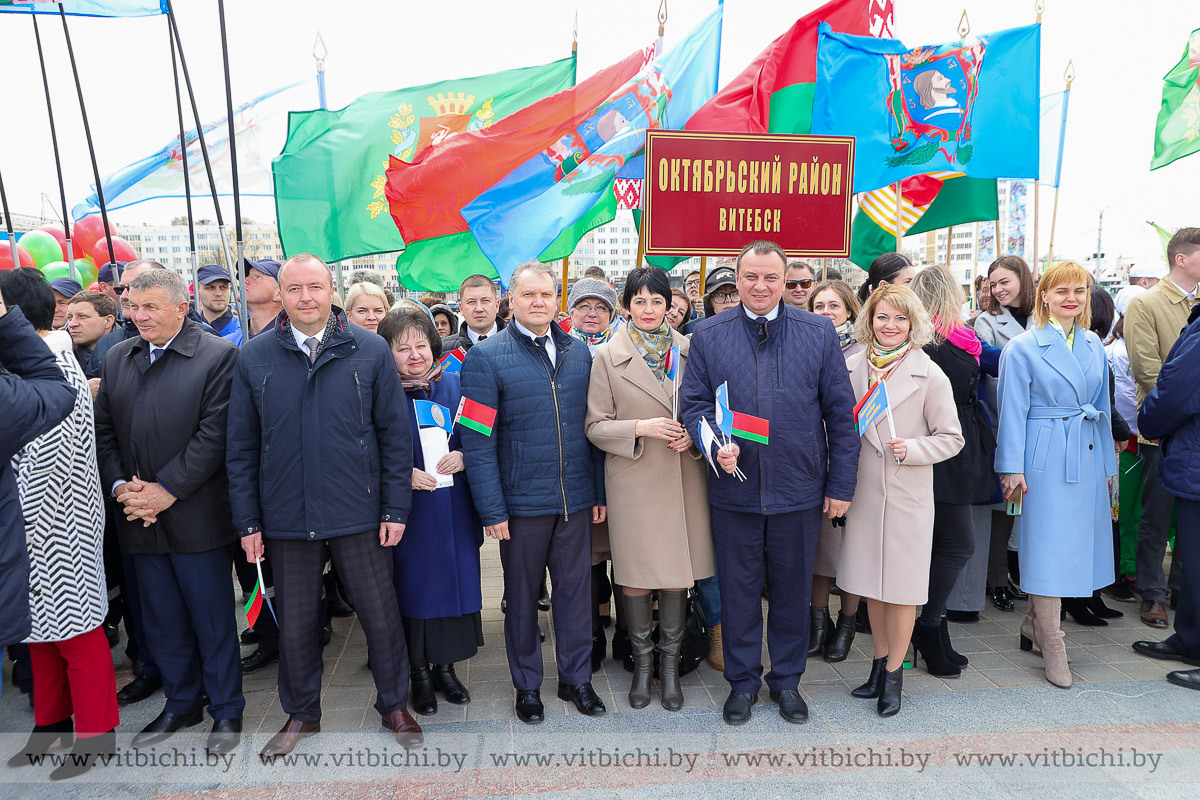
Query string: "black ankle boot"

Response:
xmin=1088 ymin=589 xmax=1124 ymax=619
xmin=912 ymin=619 xmax=961 ymax=678
xmin=591 ymin=627 xmax=607 ymax=671
xmin=1062 ymin=596 xmax=1108 ymax=626
xmin=851 ymin=657 xmax=887 ymax=698
xmin=48 ymin=729 xmax=114 ymax=781
xmin=877 ymin=665 xmax=903 ymax=717
xmin=940 ymin=616 xmax=968 ymax=667
xmin=432 ymin=663 xmax=470 ymax=704
xmin=823 ymin=610 xmax=856 ymax=663
xmin=854 ymin=604 xmax=872 ymax=634
xmin=807 ymin=606 xmax=832 ymax=657
xmin=7 ymin=718 xmax=74 ymax=768
xmin=410 ymin=665 xmax=437 ymax=715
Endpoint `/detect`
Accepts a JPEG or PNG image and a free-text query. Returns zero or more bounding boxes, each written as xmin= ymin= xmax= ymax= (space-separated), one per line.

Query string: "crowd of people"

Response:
xmin=1 ymin=229 xmax=1198 ymax=780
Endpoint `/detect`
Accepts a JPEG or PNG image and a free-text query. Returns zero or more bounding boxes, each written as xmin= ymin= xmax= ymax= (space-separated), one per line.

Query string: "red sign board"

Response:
xmin=642 ymin=130 xmax=855 ymax=258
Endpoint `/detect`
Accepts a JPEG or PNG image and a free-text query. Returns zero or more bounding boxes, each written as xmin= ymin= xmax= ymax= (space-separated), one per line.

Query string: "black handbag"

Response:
xmin=617 ymin=588 xmax=709 ymax=677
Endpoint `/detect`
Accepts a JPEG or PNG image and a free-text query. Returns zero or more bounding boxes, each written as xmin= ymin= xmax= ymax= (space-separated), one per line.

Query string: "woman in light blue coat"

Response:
xmin=995 ymin=262 xmax=1117 ymax=689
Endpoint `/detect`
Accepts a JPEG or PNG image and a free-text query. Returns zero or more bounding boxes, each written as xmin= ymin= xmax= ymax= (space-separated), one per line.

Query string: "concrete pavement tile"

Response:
xmin=1072 ymin=663 xmax=1138 ymax=684
xmin=1111 ymin=660 xmax=1175 ymax=681
xmin=980 ymin=668 xmax=1044 ymax=688
xmin=957 ymin=651 xmax=1020 ymax=671
xmin=1061 ymin=629 xmax=1114 ymax=646
xmin=1084 ymin=644 xmax=1146 ymax=664
xmin=1103 ymin=626 xmax=1159 ymax=644
xmin=320 ymin=707 xmax=369 ymax=731
xmin=320 ymin=685 xmax=374 ymax=710
xmin=952 ymin=637 xmax=997 ymax=654
xmin=327 ymin=667 xmax=377 ymax=687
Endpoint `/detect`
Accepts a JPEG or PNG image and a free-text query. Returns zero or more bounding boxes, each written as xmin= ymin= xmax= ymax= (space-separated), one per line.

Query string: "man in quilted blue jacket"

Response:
xmin=681 ymin=240 xmax=859 ymax=726
xmin=460 ymin=262 xmax=607 ymax=725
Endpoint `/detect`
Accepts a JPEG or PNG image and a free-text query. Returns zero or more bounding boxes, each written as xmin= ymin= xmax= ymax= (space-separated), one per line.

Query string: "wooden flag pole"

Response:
xmin=699 ymin=256 xmax=707 ymax=294
xmin=31 ymin=13 xmax=78 ymax=283
xmin=945 ymin=226 xmax=953 ymax=267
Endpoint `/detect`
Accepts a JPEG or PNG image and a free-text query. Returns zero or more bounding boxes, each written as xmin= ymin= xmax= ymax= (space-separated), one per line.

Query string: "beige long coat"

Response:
xmin=586 ymin=328 xmax=715 ymax=589
xmin=837 ymin=347 xmax=965 ymax=605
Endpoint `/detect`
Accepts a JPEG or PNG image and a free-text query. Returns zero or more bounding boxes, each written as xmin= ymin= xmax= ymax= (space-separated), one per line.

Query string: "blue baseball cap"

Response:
xmin=49 ymin=277 xmax=84 ymax=298
xmin=244 ymin=257 xmax=280 ymax=279
xmin=97 ymin=261 xmax=126 ymax=284
xmin=197 ymin=263 xmax=233 ymax=285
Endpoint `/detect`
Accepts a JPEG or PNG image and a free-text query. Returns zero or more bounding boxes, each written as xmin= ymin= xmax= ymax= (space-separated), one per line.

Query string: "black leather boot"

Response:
xmin=657 ymin=590 xmax=687 ymax=711
xmin=912 ymin=618 xmax=961 ymax=678
xmin=7 ymin=717 xmax=74 ymax=768
xmin=1062 ymin=596 xmax=1108 ymax=626
xmin=410 ymin=664 xmax=437 ymax=715
xmin=432 ymin=663 xmax=470 ymax=704
xmin=807 ymin=606 xmax=832 ymax=657
xmin=1088 ymin=589 xmax=1124 ymax=619
xmin=624 ymin=593 xmax=654 ymax=709
xmin=851 ymin=657 xmax=887 ymax=698
xmin=823 ymin=610 xmax=856 ymax=663
xmin=49 ymin=729 xmax=115 ymax=781
xmin=877 ymin=665 xmax=903 ymax=717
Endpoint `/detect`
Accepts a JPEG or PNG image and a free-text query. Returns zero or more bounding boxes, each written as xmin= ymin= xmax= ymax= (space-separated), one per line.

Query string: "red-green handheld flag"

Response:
xmin=455 ymin=396 xmax=497 ymax=436
xmin=243 ymin=560 xmax=278 ymax=628
xmin=732 ymin=411 xmax=770 ymax=445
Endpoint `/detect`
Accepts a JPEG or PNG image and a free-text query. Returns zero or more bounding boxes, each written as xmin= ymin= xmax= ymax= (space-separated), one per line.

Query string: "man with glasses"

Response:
xmin=784 ymin=261 xmax=817 ymax=309
xmin=684 ymin=269 xmax=704 ymax=318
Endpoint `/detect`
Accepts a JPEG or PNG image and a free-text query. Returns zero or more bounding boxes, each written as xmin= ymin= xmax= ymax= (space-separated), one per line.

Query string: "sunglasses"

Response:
xmin=786 ymin=279 xmax=814 ymax=290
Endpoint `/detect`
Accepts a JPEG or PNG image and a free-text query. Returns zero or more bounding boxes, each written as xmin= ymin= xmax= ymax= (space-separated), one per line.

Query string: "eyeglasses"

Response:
xmin=574 ymin=303 xmax=610 ymax=315
xmin=684 ymin=279 xmax=701 ymax=288
xmin=786 ymin=279 xmax=814 ymax=290
xmin=711 ymin=291 xmax=739 ymax=303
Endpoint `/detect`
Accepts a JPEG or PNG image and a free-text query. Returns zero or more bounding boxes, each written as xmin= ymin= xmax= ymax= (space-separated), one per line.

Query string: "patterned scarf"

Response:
xmin=401 ymin=360 xmax=445 ymax=392
xmin=627 ymin=319 xmax=674 ymax=381
xmin=1048 ymin=317 xmax=1077 ymax=350
xmin=867 ymin=338 xmax=911 ymax=387
xmin=834 ymin=319 xmax=856 ymax=349
xmin=570 ymin=324 xmax=614 ymax=348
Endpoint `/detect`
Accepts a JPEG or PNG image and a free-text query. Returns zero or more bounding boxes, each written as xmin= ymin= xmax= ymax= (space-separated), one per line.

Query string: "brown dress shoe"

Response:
xmin=1140 ymin=600 xmax=1169 ymax=628
xmin=382 ymin=709 xmax=423 ymax=748
xmin=260 ymin=717 xmax=320 ymax=760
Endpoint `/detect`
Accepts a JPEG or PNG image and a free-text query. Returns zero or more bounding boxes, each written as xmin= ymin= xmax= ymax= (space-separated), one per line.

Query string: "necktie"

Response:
xmin=150 ymin=347 xmax=164 ymax=364
xmin=305 ymin=336 xmax=320 ymax=365
xmin=477 ymin=334 xmax=487 ymax=341
xmin=535 ymin=335 xmax=548 ymax=349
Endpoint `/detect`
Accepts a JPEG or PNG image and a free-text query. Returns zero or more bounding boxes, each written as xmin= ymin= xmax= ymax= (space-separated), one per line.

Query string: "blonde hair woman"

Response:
xmin=345 ymin=281 xmax=389 ymax=334
xmin=995 ymin=262 xmax=1116 ymax=689
xmin=839 ymin=284 xmax=964 ymax=716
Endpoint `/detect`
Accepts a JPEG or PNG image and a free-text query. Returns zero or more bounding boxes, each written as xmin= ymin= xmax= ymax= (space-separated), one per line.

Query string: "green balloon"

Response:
xmin=40 ymin=261 xmax=72 ymax=282
xmin=20 ymin=230 xmax=65 ymax=268
xmin=72 ymin=259 xmax=98 ymax=285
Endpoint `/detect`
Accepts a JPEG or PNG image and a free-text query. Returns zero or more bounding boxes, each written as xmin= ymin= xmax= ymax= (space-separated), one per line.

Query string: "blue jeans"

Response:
xmin=695 ymin=575 xmax=721 ymax=628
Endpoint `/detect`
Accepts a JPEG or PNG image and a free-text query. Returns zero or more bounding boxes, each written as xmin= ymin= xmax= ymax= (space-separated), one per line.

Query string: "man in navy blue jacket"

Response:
xmin=680 ymin=240 xmax=859 ymax=726
xmin=0 ymin=295 xmax=76 ymax=649
xmin=226 ymin=254 xmax=421 ymax=758
xmin=460 ymin=261 xmax=607 ymax=725
xmin=1134 ymin=303 xmax=1200 ymax=691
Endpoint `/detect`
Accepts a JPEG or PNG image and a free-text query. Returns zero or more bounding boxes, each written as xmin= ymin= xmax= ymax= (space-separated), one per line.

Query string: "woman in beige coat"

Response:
xmin=586 ymin=267 xmax=716 ymax=712
xmin=838 ymin=285 xmax=964 ymax=717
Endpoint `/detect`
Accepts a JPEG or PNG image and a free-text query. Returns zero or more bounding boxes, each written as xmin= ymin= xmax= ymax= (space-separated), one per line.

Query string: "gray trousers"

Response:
xmin=1136 ymin=445 xmax=1184 ymax=603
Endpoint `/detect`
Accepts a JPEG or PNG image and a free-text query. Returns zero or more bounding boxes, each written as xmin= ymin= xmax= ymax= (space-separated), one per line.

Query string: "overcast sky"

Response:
xmin=1 ymin=0 xmax=1196 ymax=265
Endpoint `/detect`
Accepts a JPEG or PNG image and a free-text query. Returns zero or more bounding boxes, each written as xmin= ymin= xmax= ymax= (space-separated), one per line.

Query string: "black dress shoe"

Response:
xmin=433 ymin=663 xmax=470 ymax=704
xmin=538 ymin=578 xmax=552 ymax=612
xmin=241 ymin=648 xmax=279 ymax=673
xmin=557 ymin=681 xmax=606 ymax=716
xmin=991 ymin=586 xmax=1015 ymax=612
xmin=769 ymin=689 xmax=808 ymax=723
xmin=1132 ymin=640 xmax=1200 ymax=666
xmin=501 ymin=598 xmax=507 ymax=614
xmin=240 ymin=628 xmax=259 ymax=645
xmin=103 ymin=622 xmax=120 ymax=648
xmin=206 ymin=718 xmax=242 ymax=756
xmin=131 ymin=708 xmax=205 ymax=748
xmin=319 ymin=623 xmax=333 ymax=649
xmin=1167 ymin=667 xmax=1200 ymax=691
xmin=410 ymin=665 xmax=438 ymax=715
xmin=116 ymin=674 xmax=162 ymax=706
xmin=946 ymin=610 xmax=979 ymax=623
xmin=515 ymin=689 xmax=544 ymax=724
xmin=722 ymin=691 xmax=757 ymax=725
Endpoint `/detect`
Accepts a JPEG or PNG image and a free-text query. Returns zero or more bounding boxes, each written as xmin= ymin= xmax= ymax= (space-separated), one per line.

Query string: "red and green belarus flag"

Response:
xmin=455 ymin=397 xmax=498 ymax=437
xmin=732 ymin=411 xmax=770 ymax=445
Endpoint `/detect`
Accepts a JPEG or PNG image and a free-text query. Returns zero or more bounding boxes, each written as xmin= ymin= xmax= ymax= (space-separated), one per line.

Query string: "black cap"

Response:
xmin=704 ymin=266 xmax=737 ymax=294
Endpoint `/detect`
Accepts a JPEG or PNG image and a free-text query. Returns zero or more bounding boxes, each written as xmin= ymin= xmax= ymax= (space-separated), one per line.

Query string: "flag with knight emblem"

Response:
xmin=272 ymin=57 xmax=577 ymax=270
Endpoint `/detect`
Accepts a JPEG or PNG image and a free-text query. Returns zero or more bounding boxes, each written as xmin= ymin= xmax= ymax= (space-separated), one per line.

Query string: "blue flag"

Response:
xmin=1039 ymin=91 xmax=1070 ymax=188
xmin=812 ymin=22 xmax=1040 ymax=193
xmin=714 ymin=382 xmax=733 ymax=440
xmin=854 ymin=380 xmax=890 ymax=436
xmin=413 ymin=400 xmax=454 ymax=434
xmin=0 ymin=1 xmax=166 ymax=16
xmin=461 ymin=6 xmax=723 ymax=285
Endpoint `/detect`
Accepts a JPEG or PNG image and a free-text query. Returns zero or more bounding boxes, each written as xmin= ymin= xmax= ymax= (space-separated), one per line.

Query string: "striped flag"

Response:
xmin=243 ymin=562 xmax=278 ymax=628
xmin=454 ymin=396 xmax=497 ymax=436
xmin=439 ymin=347 xmax=466 ymax=375
xmin=664 ymin=346 xmax=680 ymax=382
xmin=732 ymin=411 xmax=770 ymax=445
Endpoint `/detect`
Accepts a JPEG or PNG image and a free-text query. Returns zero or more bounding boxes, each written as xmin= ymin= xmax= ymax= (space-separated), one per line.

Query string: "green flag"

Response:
xmin=272 ymin=57 xmax=577 ymax=265
xmin=1151 ymin=29 xmax=1200 ymax=171
xmin=1148 ymin=221 xmax=1173 ymax=259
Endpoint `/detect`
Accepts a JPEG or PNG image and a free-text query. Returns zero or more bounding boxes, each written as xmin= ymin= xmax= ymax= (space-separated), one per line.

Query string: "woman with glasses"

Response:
xmin=702 ymin=266 xmax=740 ymax=318
xmin=784 ymin=261 xmax=817 ymax=309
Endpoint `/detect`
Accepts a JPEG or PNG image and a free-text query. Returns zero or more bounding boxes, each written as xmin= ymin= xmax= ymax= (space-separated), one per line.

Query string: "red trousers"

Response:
xmin=28 ymin=626 xmax=119 ymax=737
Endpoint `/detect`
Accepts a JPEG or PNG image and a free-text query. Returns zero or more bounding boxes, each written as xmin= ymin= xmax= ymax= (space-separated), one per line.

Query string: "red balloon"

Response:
xmin=36 ymin=225 xmax=69 ymax=257
xmin=89 ymin=236 xmax=138 ymax=266
xmin=0 ymin=243 xmax=35 ymax=271
xmin=72 ymin=216 xmax=108 ymax=261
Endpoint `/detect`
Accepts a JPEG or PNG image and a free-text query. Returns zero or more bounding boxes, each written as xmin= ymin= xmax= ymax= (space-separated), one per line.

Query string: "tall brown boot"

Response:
xmin=657 ymin=590 xmax=687 ymax=711
xmin=1030 ymin=595 xmax=1072 ymax=688
xmin=623 ymin=593 xmax=655 ymax=709
xmin=1020 ymin=603 xmax=1070 ymax=662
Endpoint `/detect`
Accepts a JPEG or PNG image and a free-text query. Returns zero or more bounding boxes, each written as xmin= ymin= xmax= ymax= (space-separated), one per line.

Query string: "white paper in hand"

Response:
xmin=418 ymin=427 xmax=455 ymax=489
xmin=698 ymin=417 xmax=721 ymax=475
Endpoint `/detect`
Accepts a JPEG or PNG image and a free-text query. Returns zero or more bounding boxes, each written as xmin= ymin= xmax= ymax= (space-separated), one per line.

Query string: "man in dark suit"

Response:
xmin=94 ymin=267 xmax=244 ymax=756
xmin=227 ymin=253 xmax=420 ymax=759
xmin=459 ymin=262 xmax=607 ymax=725
xmin=442 ymin=273 xmax=505 ymax=354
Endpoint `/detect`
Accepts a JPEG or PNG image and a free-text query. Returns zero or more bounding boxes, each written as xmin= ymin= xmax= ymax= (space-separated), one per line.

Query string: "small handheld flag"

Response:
xmin=454 ymin=396 xmax=497 ymax=436
xmin=414 ymin=400 xmax=454 ymax=433
xmin=663 ymin=346 xmax=680 ymax=382
xmin=439 ymin=347 xmax=466 ymax=375
xmin=244 ymin=560 xmax=278 ymax=628
xmin=697 ymin=417 xmax=721 ymax=475
xmin=715 ymin=382 xmax=733 ymax=441
xmin=853 ymin=380 xmax=890 ymax=437
xmin=731 ymin=411 xmax=770 ymax=445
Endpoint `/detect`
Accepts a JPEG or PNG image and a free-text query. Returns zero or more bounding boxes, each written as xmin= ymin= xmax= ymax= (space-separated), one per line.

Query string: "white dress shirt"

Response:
xmin=511 ymin=318 xmax=556 ymax=364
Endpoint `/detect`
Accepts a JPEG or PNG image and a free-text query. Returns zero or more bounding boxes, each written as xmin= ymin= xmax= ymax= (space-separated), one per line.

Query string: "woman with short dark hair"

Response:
xmin=376 ymin=309 xmax=484 ymax=716
xmin=586 ymin=267 xmax=715 ymax=712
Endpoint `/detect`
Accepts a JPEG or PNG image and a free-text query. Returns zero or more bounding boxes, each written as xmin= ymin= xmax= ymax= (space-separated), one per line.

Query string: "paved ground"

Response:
xmin=2 ymin=537 xmax=1199 ymax=798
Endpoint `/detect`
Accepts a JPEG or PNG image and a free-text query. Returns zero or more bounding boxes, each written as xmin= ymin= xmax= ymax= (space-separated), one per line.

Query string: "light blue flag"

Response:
xmin=413 ymin=400 xmax=454 ymax=434
xmin=812 ymin=22 xmax=1040 ymax=193
xmin=462 ymin=5 xmax=723 ymax=286
xmin=714 ymin=381 xmax=733 ymax=440
xmin=0 ymin=1 xmax=166 ymax=16
xmin=72 ymin=83 xmax=304 ymax=220
xmin=1039 ymin=91 xmax=1070 ymax=188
